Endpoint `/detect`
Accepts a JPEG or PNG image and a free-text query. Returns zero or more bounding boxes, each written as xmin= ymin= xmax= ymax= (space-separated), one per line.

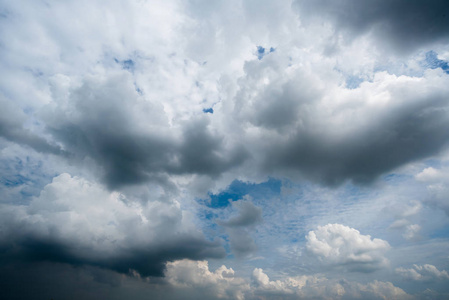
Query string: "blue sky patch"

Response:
xmin=345 ymin=75 xmax=364 ymax=89
xmin=425 ymin=51 xmax=449 ymax=74
xmin=256 ymin=46 xmax=275 ymax=60
xmin=203 ymin=107 xmax=214 ymax=114
xmin=114 ymin=58 xmax=135 ymax=72
xmin=203 ymin=178 xmax=282 ymax=208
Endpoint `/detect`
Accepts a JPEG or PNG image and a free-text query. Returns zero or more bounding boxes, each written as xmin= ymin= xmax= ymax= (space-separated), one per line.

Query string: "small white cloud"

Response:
xmin=306 ymin=224 xmax=390 ymax=272
xmin=396 ymin=264 xmax=449 ymax=282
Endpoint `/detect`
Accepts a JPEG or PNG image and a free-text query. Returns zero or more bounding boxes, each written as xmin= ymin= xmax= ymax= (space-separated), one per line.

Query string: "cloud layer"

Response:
xmin=1 ymin=0 xmax=449 ymax=299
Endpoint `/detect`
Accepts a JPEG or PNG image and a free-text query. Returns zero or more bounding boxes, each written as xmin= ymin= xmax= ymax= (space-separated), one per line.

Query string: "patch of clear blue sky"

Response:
xmin=425 ymin=50 xmax=449 ymax=74
xmin=202 ymin=107 xmax=213 ymax=114
xmin=256 ymin=46 xmax=275 ymax=60
xmin=345 ymin=75 xmax=364 ymax=89
xmin=114 ymin=58 xmax=135 ymax=72
xmin=201 ymin=177 xmax=282 ymax=209
xmin=0 ymin=156 xmax=56 ymax=204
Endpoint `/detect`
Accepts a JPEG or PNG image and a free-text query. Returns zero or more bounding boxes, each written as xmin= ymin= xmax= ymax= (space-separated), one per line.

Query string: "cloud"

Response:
xmin=217 ymin=199 xmax=262 ymax=257
xmin=41 ymin=72 xmax=247 ymax=190
xmin=415 ymin=166 xmax=449 ymax=216
xmin=0 ymin=94 xmax=63 ymax=155
xmin=1 ymin=0 xmax=449 ymax=298
xmin=294 ymin=0 xmax=449 ymax=54
xmin=396 ymin=264 xmax=449 ymax=282
xmin=306 ymin=224 xmax=390 ymax=272
xmin=166 ymin=259 xmax=412 ymax=300
xmin=218 ymin=199 xmax=263 ymax=228
xmin=387 ymin=200 xmax=422 ymax=240
xmin=0 ymin=173 xmax=225 ymax=276
xmin=247 ymin=68 xmax=449 ymax=186
xmin=166 ymin=259 xmax=249 ymax=300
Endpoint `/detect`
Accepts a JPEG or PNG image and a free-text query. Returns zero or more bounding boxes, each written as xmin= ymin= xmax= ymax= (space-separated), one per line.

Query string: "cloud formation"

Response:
xmin=294 ymin=0 xmax=449 ymax=54
xmin=0 ymin=173 xmax=224 ymax=276
xmin=165 ymin=259 xmax=412 ymax=300
xmin=1 ymin=0 xmax=449 ymax=298
xmin=217 ymin=199 xmax=262 ymax=256
xmin=396 ymin=264 xmax=449 ymax=282
xmin=306 ymin=224 xmax=390 ymax=272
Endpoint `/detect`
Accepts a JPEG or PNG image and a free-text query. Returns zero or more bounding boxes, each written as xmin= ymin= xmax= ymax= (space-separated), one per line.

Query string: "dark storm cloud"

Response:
xmin=263 ymin=87 xmax=449 ymax=185
xmin=42 ymin=73 xmax=247 ymax=190
xmin=175 ymin=117 xmax=248 ymax=176
xmin=0 ymin=232 xmax=225 ymax=277
xmin=294 ymin=0 xmax=449 ymax=54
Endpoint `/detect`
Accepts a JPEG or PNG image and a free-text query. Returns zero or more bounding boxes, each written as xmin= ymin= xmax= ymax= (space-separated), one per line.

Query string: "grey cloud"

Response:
xmin=42 ymin=73 xmax=247 ymax=190
xmin=0 ymin=173 xmax=225 ymax=277
xmin=233 ymin=57 xmax=449 ymax=185
xmin=218 ymin=200 xmax=262 ymax=228
xmin=0 ymin=235 xmax=224 ymax=277
xmin=176 ymin=117 xmax=248 ymax=177
xmin=294 ymin=0 xmax=449 ymax=54
xmin=271 ymin=91 xmax=449 ymax=185
xmin=218 ymin=200 xmax=262 ymax=257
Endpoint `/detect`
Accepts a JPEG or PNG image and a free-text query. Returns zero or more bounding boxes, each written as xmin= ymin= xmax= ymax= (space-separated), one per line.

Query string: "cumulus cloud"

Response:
xmin=306 ymin=224 xmax=390 ymax=272
xmin=165 ymin=259 xmax=412 ymax=300
xmin=1 ymin=0 xmax=449 ymax=298
xmin=166 ymin=259 xmax=249 ymax=300
xmin=0 ymin=173 xmax=225 ymax=276
xmin=396 ymin=264 xmax=449 ymax=282
xmin=41 ymin=72 xmax=247 ymax=190
xmin=235 ymin=66 xmax=449 ymax=186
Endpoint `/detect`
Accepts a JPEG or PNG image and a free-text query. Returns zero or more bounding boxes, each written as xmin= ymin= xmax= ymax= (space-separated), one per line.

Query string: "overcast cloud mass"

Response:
xmin=1 ymin=0 xmax=449 ymax=299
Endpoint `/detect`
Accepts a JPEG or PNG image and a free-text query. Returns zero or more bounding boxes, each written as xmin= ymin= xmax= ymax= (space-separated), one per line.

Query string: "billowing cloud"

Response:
xmin=306 ymin=224 xmax=390 ymax=272
xmin=166 ymin=259 xmax=249 ymax=300
xmin=232 ymin=64 xmax=449 ymax=185
xmin=396 ymin=264 xmax=449 ymax=282
xmin=165 ymin=259 xmax=412 ymax=300
xmin=1 ymin=0 xmax=449 ymax=298
xmin=0 ymin=173 xmax=225 ymax=276
xmin=41 ymin=72 xmax=247 ymax=190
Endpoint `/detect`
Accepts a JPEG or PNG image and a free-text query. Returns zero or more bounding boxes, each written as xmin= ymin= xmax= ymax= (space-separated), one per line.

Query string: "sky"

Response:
xmin=1 ymin=0 xmax=449 ymax=299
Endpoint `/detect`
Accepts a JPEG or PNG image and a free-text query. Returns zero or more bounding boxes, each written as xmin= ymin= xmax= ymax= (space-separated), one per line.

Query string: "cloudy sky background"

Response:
xmin=1 ymin=0 xmax=449 ymax=299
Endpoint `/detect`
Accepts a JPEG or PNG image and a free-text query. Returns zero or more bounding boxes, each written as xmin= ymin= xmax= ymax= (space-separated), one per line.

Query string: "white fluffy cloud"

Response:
xmin=306 ymin=224 xmax=390 ymax=272
xmin=165 ymin=259 xmax=412 ymax=300
xmin=166 ymin=259 xmax=249 ymax=300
